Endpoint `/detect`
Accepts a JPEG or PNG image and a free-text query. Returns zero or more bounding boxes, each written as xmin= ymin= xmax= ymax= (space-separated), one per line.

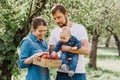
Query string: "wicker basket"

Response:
xmin=33 ymin=56 xmax=62 ymax=68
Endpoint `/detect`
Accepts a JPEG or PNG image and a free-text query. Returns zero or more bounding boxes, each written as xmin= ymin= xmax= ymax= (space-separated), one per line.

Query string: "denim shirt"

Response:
xmin=18 ymin=33 xmax=50 ymax=80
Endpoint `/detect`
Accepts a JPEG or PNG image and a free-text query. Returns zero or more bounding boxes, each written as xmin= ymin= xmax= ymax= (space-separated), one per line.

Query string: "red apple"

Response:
xmin=48 ymin=55 xmax=53 ymax=59
xmin=53 ymin=55 xmax=59 ymax=60
xmin=41 ymin=54 xmax=49 ymax=59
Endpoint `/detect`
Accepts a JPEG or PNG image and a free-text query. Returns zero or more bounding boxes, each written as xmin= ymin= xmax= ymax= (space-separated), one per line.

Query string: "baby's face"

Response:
xmin=60 ymin=36 xmax=70 ymax=43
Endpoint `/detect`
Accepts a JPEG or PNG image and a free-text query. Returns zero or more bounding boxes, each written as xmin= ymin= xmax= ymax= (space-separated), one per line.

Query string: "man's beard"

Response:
xmin=60 ymin=17 xmax=67 ymax=28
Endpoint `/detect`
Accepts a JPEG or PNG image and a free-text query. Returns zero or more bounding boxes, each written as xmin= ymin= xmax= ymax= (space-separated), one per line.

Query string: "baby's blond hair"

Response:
xmin=60 ymin=27 xmax=71 ymax=38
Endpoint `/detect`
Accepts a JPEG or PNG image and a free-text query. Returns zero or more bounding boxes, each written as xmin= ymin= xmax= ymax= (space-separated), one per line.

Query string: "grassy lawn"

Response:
xmin=86 ymin=47 xmax=120 ymax=80
xmin=16 ymin=47 xmax=120 ymax=80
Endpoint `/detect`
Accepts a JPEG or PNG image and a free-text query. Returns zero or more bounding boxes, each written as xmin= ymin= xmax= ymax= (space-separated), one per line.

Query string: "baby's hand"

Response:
xmin=51 ymin=51 xmax=57 ymax=56
xmin=72 ymin=46 xmax=78 ymax=50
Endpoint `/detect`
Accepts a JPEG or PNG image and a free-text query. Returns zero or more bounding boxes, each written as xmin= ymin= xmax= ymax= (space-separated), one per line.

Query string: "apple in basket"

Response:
xmin=41 ymin=54 xmax=49 ymax=59
xmin=48 ymin=55 xmax=53 ymax=59
xmin=53 ymin=55 xmax=60 ymax=60
xmin=37 ymin=54 xmax=49 ymax=61
xmin=47 ymin=54 xmax=60 ymax=60
xmin=41 ymin=54 xmax=60 ymax=60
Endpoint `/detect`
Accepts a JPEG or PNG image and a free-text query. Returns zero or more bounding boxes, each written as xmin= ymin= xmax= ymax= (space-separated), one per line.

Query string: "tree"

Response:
xmin=0 ymin=0 xmax=47 ymax=79
xmin=105 ymin=0 xmax=120 ymax=56
xmin=105 ymin=33 xmax=112 ymax=47
xmin=77 ymin=0 xmax=120 ymax=68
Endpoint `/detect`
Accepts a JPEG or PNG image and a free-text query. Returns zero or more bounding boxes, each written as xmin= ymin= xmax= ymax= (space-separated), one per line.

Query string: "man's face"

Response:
xmin=52 ymin=10 xmax=68 ymax=27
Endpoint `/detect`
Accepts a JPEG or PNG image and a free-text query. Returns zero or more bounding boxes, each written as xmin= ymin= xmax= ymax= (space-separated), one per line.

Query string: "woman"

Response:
xmin=18 ymin=17 xmax=50 ymax=80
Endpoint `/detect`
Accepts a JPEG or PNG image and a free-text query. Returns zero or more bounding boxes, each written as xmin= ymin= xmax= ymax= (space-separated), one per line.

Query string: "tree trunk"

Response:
xmin=0 ymin=61 xmax=12 ymax=80
xmin=105 ymin=35 xmax=111 ymax=47
xmin=0 ymin=40 xmax=11 ymax=80
xmin=0 ymin=49 xmax=15 ymax=80
xmin=113 ymin=34 xmax=120 ymax=56
xmin=106 ymin=26 xmax=120 ymax=56
xmin=89 ymin=28 xmax=100 ymax=69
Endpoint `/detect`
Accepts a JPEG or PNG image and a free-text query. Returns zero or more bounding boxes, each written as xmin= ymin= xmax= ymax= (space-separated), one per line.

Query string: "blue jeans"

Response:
xmin=60 ymin=52 xmax=78 ymax=71
xmin=55 ymin=72 xmax=86 ymax=80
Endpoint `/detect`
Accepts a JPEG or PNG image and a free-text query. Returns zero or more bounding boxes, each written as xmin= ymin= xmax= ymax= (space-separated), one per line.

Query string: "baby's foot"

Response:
xmin=68 ymin=71 xmax=74 ymax=77
xmin=61 ymin=64 xmax=68 ymax=71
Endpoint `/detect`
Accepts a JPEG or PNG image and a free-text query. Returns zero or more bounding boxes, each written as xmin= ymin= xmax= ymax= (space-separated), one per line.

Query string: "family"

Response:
xmin=18 ymin=4 xmax=90 ymax=80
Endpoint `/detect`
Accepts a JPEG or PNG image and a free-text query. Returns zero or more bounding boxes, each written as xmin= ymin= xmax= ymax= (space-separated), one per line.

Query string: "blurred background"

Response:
xmin=0 ymin=0 xmax=120 ymax=80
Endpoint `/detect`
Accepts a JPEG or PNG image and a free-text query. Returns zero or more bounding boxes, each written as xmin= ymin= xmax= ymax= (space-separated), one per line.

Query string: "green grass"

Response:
xmin=16 ymin=47 xmax=120 ymax=80
xmin=86 ymin=47 xmax=120 ymax=80
xmin=97 ymin=47 xmax=118 ymax=56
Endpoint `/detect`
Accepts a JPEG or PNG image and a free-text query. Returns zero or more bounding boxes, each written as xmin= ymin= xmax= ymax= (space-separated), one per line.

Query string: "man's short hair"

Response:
xmin=51 ymin=4 xmax=67 ymax=15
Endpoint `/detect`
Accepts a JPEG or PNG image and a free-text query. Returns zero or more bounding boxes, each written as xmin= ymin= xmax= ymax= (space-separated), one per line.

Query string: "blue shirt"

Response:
xmin=18 ymin=33 xmax=50 ymax=80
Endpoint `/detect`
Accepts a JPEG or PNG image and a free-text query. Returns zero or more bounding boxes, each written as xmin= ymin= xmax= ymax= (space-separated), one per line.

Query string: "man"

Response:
xmin=49 ymin=4 xmax=90 ymax=80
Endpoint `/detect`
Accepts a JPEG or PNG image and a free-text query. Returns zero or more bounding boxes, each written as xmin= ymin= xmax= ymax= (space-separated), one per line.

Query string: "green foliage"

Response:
xmin=0 ymin=0 xmax=31 ymax=79
xmin=0 ymin=0 xmax=120 ymax=79
xmin=46 ymin=0 xmax=120 ymax=40
xmin=0 ymin=0 xmax=49 ymax=79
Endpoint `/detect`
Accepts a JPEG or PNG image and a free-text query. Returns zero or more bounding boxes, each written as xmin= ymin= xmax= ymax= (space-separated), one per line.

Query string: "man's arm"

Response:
xmin=61 ymin=39 xmax=90 ymax=55
xmin=75 ymin=37 xmax=81 ymax=49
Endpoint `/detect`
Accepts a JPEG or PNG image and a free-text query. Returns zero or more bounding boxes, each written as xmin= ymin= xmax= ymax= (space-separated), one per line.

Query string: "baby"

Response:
xmin=51 ymin=27 xmax=81 ymax=77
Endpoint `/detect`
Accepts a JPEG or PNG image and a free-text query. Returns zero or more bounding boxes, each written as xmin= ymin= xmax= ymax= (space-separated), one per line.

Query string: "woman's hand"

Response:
xmin=33 ymin=52 xmax=49 ymax=61
xmin=51 ymin=51 xmax=57 ymax=56
xmin=35 ymin=52 xmax=49 ymax=57
xmin=24 ymin=52 xmax=49 ymax=64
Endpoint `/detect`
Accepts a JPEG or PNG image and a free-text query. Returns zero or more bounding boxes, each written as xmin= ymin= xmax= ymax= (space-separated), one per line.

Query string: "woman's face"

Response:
xmin=33 ymin=25 xmax=47 ymax=40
